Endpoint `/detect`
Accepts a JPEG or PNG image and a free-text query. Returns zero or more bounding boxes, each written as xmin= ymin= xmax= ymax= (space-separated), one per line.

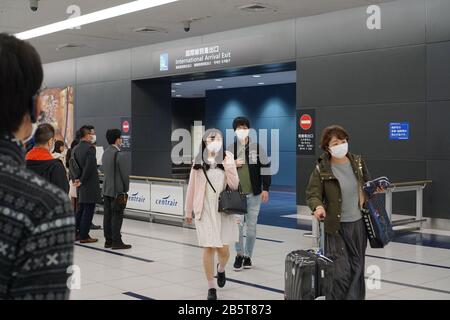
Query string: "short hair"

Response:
xmin=320 ymin=125 xmax=350 ymax=153
xmin=106 ymin=129 xmax=121 ymax=145
xmin=232 ymin=117 xmax=251 ymax=131
xmin=0 ymin=33 xmax=43 ymax=135
xmin=78 ymin=125 xmax=92 ymax=139
xmin=34 ymin=123 xmax=55 ymax=145
xmin=53 ymin=140 xmax=65 ymax=153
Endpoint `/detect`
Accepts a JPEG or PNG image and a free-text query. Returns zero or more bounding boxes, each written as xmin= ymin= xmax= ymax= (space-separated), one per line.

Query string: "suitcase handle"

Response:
xmin=311 ymin=218 xmax=325 ymax=255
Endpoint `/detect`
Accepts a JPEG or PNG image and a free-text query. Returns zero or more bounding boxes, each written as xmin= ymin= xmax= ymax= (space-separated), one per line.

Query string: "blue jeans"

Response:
xmin=235 ymin=193 xmax=261 ymax=258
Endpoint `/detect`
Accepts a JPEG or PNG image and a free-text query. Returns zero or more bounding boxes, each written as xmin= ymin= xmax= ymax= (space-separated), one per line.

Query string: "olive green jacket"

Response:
xmin=306 ymin=153 xmax=371 ymax=235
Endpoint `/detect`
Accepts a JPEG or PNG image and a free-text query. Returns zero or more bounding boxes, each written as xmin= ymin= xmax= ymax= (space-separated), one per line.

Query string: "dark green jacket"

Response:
xmin=306 ymin=153 xmax=371 ymax=235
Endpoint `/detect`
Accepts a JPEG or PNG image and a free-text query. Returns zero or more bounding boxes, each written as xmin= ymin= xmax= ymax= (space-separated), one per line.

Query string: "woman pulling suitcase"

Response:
xmin=306 ymin=125 xmax=384 ymax=300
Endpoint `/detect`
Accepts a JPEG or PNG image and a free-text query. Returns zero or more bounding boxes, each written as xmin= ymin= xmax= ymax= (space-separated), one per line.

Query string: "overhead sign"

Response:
xmin=389 ymin=122 xmax=409 ymax=141
xmin=297 ymin=109 xmax=316 ymax=155
xmin=154 ymin=37 xmax=263 ymax=75
xmin=127 ymin=182 xmax=151 ymax=211
xmin=151 ymin=184 xmax=184 ymax=216
xmin=121 ymin=117 xmax=132 ymax=151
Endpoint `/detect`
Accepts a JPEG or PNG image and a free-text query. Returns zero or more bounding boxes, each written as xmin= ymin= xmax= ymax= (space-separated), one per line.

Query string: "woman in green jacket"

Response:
xmin=306 ymin=125 xmax=381 ymax=300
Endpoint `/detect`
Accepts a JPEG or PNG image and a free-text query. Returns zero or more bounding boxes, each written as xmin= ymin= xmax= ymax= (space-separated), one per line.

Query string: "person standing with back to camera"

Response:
xmin=185 ymin=129 xmax=241 ymax=300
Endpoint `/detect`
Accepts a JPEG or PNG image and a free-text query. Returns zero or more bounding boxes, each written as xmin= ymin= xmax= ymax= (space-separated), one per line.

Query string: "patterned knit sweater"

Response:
xmin=0 ymin=136 xmax=75 ymax=300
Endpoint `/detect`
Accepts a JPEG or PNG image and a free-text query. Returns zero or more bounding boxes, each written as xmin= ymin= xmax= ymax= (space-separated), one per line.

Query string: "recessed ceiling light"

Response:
xmin=56 ymin=43 xmax=87 ymax=51
xmin=217 ymin=86 xmax=224 ymax=89
xmin=258 ymin=82 xmax=265 ymax=85
xmin=174 ymin=83 xmax=182 ymax=86
xmin=176 ymin=94 xmax=182 ymax=97
xmin=132 ymin=26 xmax=167 ymax=33
xmin=239 ymin=3 xmax=276 ymax=13
xmin=15 ymin=0 xmax=178 ymax=40
xmin=171 ymin=90 xmax=176 ymax=93
xmin=252 ymin=75 xmax=261 ymax=78
xmin=215 ymin=79 xmax=222 ymax=82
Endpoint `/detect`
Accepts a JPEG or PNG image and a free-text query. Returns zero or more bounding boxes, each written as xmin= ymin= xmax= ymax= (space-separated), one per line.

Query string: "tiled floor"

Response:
xmin=70 ymin=214 xmax=450 ymax=300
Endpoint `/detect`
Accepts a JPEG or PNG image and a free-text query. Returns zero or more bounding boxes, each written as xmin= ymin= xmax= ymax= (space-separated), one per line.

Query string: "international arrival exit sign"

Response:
xmin=389 ymin=122 xmax=409 ymax=140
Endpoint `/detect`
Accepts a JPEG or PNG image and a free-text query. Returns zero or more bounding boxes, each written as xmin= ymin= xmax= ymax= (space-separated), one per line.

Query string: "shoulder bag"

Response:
xmin=202 ymin=166 xmax=247 ymax=215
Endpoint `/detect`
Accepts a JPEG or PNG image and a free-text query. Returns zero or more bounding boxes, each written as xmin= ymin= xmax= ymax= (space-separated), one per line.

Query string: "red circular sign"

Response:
xmin=299 ymin=114 xmax=312 ymax=131
xmin=122 ymin=121 xmax=130 ymax=133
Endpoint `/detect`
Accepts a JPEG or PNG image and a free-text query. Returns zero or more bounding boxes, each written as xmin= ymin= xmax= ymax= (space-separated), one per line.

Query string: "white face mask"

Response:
xmin=329 ymin=142 xmax=348 ymax=159
xmin=235 ymin=129 xmax=249 ymax=141
xmin=207 ymin=140 xmax=222 ymax=153
xmin=23 ymin=122 xmax=38 ymax=144
xmin=91 ymin=134 xmax=97 ymax=144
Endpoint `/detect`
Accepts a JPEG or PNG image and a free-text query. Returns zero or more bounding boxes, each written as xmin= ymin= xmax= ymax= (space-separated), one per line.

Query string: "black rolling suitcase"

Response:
xmin=284 ymin=222 xmax=334 ymax=300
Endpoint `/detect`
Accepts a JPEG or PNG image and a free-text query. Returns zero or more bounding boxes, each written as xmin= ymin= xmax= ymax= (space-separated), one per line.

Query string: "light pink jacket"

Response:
xmin=185 ymin=151 xmax=239 ymax=220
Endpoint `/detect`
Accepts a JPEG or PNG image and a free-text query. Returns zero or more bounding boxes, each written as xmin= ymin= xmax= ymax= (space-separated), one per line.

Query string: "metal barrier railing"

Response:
xmin=384 ymin=180 xmax=432 ymax=231
xmin=97 ymin=173 xmax=187 ymax=224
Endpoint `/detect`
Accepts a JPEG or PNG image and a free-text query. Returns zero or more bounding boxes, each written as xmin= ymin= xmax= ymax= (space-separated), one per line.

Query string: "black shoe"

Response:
xmin=104 ymin=242 xmax=112 ymax=249
xmin=217 ymin=264 xmax=226 ymax=288
xmin=90 ymin=224 xmax=101 ymax=230
xmin=207 ymin=288 xmax=217 ymax=300
xmin=243 ymin=257 xmax=252 ymax=269
xmin=233 ymin=255 xmax=244 ymax=271
xmin=112 ymin=243 xmax=132 ymax=250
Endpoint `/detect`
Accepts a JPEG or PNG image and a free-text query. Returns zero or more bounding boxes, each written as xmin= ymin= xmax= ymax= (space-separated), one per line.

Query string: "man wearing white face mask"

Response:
xmin=72 ymin=125 xmax=102 ymax=243
xmin=231 ymin=117 xmax=271 ymax=271
xmin=26 ymin=124 xmax=69 ymax=193
xmin=306 ymin=125 xmax=375 ymax=300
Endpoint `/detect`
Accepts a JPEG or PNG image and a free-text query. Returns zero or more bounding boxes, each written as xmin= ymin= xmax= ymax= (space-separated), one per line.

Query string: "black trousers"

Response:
xmin=103 ymin=196 xmax=125 ymax=245
xmin=325 ymin=219 xmax=368 ymax=300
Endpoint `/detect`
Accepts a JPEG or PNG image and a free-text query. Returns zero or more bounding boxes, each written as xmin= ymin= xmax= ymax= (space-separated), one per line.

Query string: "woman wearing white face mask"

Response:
xmin=185 ymin=129 xmax=240 ymax=300
xmin=306 ymin=125 xmax=376 ymax=300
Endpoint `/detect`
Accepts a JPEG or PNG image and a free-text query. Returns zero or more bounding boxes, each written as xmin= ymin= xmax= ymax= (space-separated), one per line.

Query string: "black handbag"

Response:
xmin=202 ymin=166 xmax=247 ymax=215
xmin=69 ymin=155 xmax=82 ymax=180
xmin=113 ymin=150 xmax=128 ymax=209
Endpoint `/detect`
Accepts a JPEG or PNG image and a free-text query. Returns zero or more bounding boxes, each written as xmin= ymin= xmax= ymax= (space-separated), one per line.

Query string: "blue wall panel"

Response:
xmin=205 ymin=83 xmax=296 ymax=187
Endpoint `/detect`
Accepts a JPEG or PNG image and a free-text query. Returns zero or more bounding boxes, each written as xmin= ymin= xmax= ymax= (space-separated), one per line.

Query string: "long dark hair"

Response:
xmin=193 ymin=128 xmax=225 ymax=171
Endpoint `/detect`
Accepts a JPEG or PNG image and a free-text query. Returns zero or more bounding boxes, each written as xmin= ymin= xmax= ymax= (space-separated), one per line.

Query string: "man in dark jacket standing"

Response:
xmin=0 ymin=33 xmax=74 ymax=299
xmin=26 ymin=123 xmax=69 ymax=193
xmin=101 ymin=129 xmax=131 ymax=250
xmin=72 ymin=125 xmax=102 ymax=243
xmin=231 ymin=117 xmax=271 ymax=271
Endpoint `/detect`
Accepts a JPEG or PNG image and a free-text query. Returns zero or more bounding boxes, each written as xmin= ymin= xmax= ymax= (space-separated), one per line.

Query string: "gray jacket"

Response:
xmin=101 ymin=145 xmax=130 ymax=198
xmin=73 ymin=141 xmax=102 ymax=204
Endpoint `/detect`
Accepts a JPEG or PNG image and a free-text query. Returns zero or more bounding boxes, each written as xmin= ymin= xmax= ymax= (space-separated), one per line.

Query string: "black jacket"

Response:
xmin=72 ymin=141 xmax=101 ymax=204
xmin=27 ymin=159 xmax=69 ymax=194
xmin=232 ymin=140 xmax=271 ymax=195
xmin=0 ymin=136 xmax=74 ymax=300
